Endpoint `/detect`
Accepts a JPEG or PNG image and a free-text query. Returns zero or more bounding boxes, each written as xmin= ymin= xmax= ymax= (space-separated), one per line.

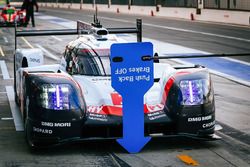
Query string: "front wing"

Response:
xmin=23 ymin=70 xmax=219 ymax=148
xmin=25 ymin=104 xmax=218 ymax=148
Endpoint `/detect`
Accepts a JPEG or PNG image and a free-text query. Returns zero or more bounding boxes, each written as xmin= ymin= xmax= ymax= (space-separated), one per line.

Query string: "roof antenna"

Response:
xmin=92 ymin=5 xmax=102 ymax=28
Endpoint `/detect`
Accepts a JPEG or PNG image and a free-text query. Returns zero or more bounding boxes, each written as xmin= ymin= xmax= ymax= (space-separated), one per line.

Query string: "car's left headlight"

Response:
xmin=179 ymin=79 xmax=209 ymax=105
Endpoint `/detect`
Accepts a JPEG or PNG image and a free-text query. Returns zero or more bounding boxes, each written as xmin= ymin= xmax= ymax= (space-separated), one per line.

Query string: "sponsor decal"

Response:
xmin=54 ymin=122 xmax=71 ymax=127
xmin=202 ymin=121 xmax=215 ymax=128
xmin=88 ymin=113 xmax=108 ymax=122
xmin=187 ymin=115 xmax=212 ymax=122
xmin=87 ymin=106 xmax=103 ymax=114
xmin=148 ymin=111 xmax=166 ymax=121
xmin=41 ymin=121 xmax=71 ymax=127
xmin=91 ymin=78 xmax=111 ymax=81
xmin=33 ymin=127 xmax=53 ymax=134
xmin=147 ymin=104 xmax=164 ymax=113
xmin=29 ymin=58 xmax=40 ymax=63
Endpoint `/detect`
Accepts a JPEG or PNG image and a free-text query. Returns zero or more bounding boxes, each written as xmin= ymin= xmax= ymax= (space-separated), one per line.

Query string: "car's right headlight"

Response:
xmin=37 ymin=84 xmax=80 ymax=110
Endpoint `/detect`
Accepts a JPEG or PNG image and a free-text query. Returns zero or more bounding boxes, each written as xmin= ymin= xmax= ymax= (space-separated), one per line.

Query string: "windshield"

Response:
xmin=100 ymin=56 xmax=111 ymax=75
xmin=74 ymin=48 xmax=111 ymax=76
xmin=94 ymin=49 xmax=111 ymax=75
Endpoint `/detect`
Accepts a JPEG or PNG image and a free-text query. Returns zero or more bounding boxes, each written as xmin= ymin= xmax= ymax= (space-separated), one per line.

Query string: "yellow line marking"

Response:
xmin=21 ymin=37 xmax=34 ymax=48
xmin=0 ymin=46 xmax=5 ymax=57
xmin=177 ymin=154 xmax=199 ymax=166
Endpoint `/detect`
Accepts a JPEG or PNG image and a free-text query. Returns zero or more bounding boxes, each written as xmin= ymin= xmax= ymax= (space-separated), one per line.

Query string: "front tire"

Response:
xmin=25 ymin=117 xmax=34 ymax=149
xmin=23 ymin=97 xmax=35 ymax=149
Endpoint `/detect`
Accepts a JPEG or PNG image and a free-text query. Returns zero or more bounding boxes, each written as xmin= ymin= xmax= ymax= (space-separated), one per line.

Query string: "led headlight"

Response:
xmin=38 ymin=84 xmax=71 ymax=110
xmin=179 ymin=79 xmax=209 ymax=105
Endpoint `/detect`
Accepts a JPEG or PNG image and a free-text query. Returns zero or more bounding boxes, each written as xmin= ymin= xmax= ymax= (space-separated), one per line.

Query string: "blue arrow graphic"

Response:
xmin=117 ymin=93 xmax=151 ymax=153
xmin=111 ymin=42 xmax=154 ymax=153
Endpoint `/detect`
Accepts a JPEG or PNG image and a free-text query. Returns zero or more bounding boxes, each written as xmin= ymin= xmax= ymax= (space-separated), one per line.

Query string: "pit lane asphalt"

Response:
xmin=0 ymin=9 xmax=250 ymax=167
xmin=39 ymin=7 xmax=250 ymax=62
xmin=37 ymin=7 xmax=250 ymax=85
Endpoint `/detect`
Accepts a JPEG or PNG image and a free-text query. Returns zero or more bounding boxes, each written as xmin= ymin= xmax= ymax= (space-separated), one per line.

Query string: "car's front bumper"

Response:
xmin=25 ymin=110 xmax=219 ymax=148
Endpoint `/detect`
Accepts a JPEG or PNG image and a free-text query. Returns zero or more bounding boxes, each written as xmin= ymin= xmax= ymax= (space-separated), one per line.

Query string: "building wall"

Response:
xmin=204 ymin=0 xmax=250 ymax=11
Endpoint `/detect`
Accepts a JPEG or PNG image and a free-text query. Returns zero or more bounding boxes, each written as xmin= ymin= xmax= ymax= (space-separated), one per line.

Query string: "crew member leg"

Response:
xmin=31 ymin=12 xmax=35 ymax=27
xmin=25 ymin=12 xmax=31 ymax=27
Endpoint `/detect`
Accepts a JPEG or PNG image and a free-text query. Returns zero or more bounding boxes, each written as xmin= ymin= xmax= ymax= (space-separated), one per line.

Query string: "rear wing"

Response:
xmin=15 ymin=19 xmax=142 ymax=50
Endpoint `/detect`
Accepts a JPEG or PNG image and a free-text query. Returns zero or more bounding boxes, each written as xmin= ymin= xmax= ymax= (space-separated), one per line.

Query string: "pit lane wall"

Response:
xmin=12 ymin=2 xmax=250 ymax=26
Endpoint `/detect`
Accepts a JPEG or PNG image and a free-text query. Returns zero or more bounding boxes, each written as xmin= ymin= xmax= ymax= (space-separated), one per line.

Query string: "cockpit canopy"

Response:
xmin=64 ymin=44 xmax=111 ymax=76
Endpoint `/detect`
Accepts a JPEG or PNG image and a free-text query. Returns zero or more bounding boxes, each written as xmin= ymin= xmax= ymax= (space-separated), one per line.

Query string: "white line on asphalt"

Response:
xmin=223 ymin=57 xmax=250 ymax=66
xmin=0 ymin=60 xmax=10 ymax=79
xmin=142 ymin=37 xmax=250 ymax=87
xmin=51 ymin=35 xmax=63 ymax=41
xmin=35 ymin=44 xmax=60 ymax=61
xmin=6 ymin=86 xmax=24 ymax=132
xmin=3 ymin=36 xmax=8 ymax=43
xmin=97 ymin=16 xmax=250 ymax=43
xmin=56 ymin=13 xmax=250 ymax=43
xmin=21 ymin=37 xmax=34 ymax=48
xmin=143 ymin=23 xmax=250 ymax=43
xmin=1 ymin=117 xmax=14 ymax=121
xmin=97 ymin=16 xmax=131 ymax=24
xmin=0 ymin=46 xmax=5 ymax=57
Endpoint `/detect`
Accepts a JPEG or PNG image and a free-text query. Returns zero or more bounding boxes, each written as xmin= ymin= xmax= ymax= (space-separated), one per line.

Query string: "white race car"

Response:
xmin=14 ymin=18 xmax=219 ymax=148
